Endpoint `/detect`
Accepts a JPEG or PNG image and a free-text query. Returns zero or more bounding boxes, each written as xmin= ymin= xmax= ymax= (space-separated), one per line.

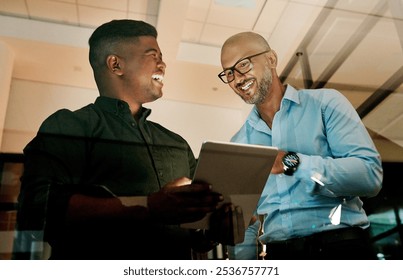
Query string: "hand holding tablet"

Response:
xmin=182 ymin=140 xmax=278 ymax=230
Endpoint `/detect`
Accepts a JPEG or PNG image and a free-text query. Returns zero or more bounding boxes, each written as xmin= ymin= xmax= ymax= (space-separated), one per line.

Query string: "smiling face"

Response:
xmin=115 ymin=36 xmax=166 ymax=105
xmin=220 ymin=32 xmax=274 ymax=105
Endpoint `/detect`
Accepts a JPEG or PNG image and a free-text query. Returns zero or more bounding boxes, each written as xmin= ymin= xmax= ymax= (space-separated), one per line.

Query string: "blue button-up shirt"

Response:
xmin=230 ymin=85 xmax=382 ymax=257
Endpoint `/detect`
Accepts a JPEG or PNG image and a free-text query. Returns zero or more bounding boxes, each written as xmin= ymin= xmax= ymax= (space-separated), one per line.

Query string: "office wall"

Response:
xmin=0 ymin=42 xmax=14 ymax=150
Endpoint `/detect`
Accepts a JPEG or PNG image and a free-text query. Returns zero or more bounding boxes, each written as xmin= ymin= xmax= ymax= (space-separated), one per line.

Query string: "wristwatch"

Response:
xmin=282 ymin=152 xmax=300 ymax=176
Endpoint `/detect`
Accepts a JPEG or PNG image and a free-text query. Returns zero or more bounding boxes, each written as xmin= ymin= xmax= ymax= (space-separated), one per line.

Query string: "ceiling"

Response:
xmin=0 ymin=0 xmax=403 ymax=161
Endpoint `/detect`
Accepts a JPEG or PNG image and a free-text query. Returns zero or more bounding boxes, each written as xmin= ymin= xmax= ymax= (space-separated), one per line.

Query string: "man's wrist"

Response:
xmin=119 ymin=196 xmax=148 ymax=207
xmin=119 ymin=196 xmax=150 ymax=220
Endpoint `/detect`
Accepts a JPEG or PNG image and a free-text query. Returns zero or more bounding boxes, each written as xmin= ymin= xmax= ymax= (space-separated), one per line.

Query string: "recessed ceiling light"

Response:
xmin=214 ymin=0 xmax=256 ymax=8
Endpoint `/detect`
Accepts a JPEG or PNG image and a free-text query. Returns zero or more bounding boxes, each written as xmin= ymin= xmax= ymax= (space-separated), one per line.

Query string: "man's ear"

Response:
xmin=267 ymin=50 xmax=278 ymax=69
xmin=106 ymin=55 xmax=123 ymax=76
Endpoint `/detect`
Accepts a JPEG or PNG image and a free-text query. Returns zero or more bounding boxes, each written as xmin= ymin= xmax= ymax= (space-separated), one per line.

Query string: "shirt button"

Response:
xmin=131 ymin=122 xmax=136 ymax=127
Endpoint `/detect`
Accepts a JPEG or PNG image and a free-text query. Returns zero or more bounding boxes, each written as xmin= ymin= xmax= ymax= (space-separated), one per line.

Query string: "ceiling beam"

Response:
xmin=280 ymin=0 xmax=388 ymax=91
xmin=356 ymin=0 xmax=403 ymax=118
xmin=357 ymin=66 xmax=403 ymax=118
xmin=312 ymin=0 xmax=387 ymax=89
xmin=279 ymin=0 xmax=336 ymax=82
xmin=296 ymin=49 xmax=313 ymax=89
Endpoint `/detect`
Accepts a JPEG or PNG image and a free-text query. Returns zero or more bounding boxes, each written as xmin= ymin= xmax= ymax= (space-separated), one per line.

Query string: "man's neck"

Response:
xmin=256 ymin=83 xmax=286 ymax=129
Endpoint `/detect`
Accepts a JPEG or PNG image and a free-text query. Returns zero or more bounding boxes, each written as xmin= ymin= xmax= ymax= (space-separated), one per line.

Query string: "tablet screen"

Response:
xmin=182 ymin=140 xmax=278 ymax=229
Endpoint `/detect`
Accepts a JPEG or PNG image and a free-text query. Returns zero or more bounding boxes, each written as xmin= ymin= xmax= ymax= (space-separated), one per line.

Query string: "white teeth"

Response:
xmin=152 ymin=74 xmax=164 ymax=82
xmin=241 ymin=80 xmax=253 ymax=90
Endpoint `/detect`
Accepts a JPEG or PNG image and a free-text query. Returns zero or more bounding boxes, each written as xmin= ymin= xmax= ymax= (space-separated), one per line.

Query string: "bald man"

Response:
xmin=218 ymin=32 xmax=383 ymax=260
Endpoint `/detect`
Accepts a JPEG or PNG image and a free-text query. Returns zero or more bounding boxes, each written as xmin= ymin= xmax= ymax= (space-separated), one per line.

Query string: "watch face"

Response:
xmin=284 ymin=153 xmax=299 ymax=167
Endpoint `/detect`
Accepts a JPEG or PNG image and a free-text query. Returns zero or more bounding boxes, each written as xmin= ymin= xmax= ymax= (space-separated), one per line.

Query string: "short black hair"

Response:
xmin=88 ymin=19 xmax=158 ymax=69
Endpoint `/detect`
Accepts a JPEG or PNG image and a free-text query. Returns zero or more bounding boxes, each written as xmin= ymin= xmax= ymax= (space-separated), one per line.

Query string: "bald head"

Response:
xmin=222 ymin=32 xmax=270 ymax=53
xmin=220 ymin=32 xmax=272 ymax=69
xmin=218 ymin=31 xmax=280 ymax=105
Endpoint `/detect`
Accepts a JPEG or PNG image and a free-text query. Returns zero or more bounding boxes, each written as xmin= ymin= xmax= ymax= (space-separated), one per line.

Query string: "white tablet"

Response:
xmin=182 ymin=140 xmax=278 ymax=229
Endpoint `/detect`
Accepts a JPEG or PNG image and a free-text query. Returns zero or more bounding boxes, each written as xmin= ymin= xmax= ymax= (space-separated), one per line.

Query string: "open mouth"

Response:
xmin=151 ymin=73 xmax=164 ymax=83
xmin=239 ymin=80 xmax=254 ymax=91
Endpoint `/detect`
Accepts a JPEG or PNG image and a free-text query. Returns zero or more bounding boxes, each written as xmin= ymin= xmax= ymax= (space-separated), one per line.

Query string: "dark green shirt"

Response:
xmin=17 ymin=96 xmax=197 ymax=259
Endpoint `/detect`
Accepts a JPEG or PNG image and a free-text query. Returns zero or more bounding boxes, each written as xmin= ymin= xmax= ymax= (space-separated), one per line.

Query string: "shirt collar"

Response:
xmin=95 ymin=96 xmax=152 ymax=120
xmin=282 ymin=84 xmax=300 ymax=105
xmin=246 ymin=84 xmax=300 ymax=128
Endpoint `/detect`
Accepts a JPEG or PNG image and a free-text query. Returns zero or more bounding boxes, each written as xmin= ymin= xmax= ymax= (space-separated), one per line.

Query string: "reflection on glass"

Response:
xmin=329 ymin=203 xmax=342 ymax=225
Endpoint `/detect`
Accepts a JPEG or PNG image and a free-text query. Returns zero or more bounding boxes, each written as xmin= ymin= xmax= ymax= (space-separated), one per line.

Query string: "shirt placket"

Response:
xmin=137 ymin=122 xmax=165 ymax=189
xmin=272 ymin=102 xmax=293 ymax=235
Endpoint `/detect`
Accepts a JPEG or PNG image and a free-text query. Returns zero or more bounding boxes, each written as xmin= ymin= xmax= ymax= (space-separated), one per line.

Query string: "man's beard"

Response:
xmin=245 ymin=68 xmax=272 ymax=105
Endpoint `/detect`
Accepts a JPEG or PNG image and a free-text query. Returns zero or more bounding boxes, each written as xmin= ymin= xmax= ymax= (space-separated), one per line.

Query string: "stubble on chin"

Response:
xmin=246 ymin=71 xmax=271 ymax=105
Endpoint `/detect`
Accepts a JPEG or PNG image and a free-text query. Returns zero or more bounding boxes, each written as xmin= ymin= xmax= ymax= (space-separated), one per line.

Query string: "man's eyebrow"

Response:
xmin=144 ymin=48 xmax=162 ymax=56
xmin=223 ymin=56 xmax=246 ymax=71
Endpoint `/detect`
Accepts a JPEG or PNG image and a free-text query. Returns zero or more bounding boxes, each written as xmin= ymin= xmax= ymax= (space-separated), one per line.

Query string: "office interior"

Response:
xmin=0 ymin=0 xmax=402 ymax=260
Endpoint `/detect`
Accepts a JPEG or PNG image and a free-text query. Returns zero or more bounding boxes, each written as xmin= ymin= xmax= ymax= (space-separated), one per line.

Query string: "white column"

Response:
xmin=0 ymin=41 xmax=14 ymax=151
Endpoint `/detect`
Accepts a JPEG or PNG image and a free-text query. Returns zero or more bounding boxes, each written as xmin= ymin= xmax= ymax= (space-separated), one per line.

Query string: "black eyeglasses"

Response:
xmin=218 ymin=50 xmax=271 ymax=84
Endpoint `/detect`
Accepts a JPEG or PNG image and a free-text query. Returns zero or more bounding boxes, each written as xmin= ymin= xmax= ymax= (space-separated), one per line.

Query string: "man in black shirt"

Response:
xmin=15 ymin=19 xmax=228 ymax=260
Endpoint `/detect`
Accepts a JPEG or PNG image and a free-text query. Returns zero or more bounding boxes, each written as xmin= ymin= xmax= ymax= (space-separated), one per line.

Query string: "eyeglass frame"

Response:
xmin=218 ymin=49 xmax=271 ymax=84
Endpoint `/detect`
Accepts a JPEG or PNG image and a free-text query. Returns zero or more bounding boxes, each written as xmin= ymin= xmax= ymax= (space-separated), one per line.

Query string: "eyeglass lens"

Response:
xmin=222 ymin=59 xmax=252 ymax=83
xmin=218 ymin=50 xmax=270 ymax=83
